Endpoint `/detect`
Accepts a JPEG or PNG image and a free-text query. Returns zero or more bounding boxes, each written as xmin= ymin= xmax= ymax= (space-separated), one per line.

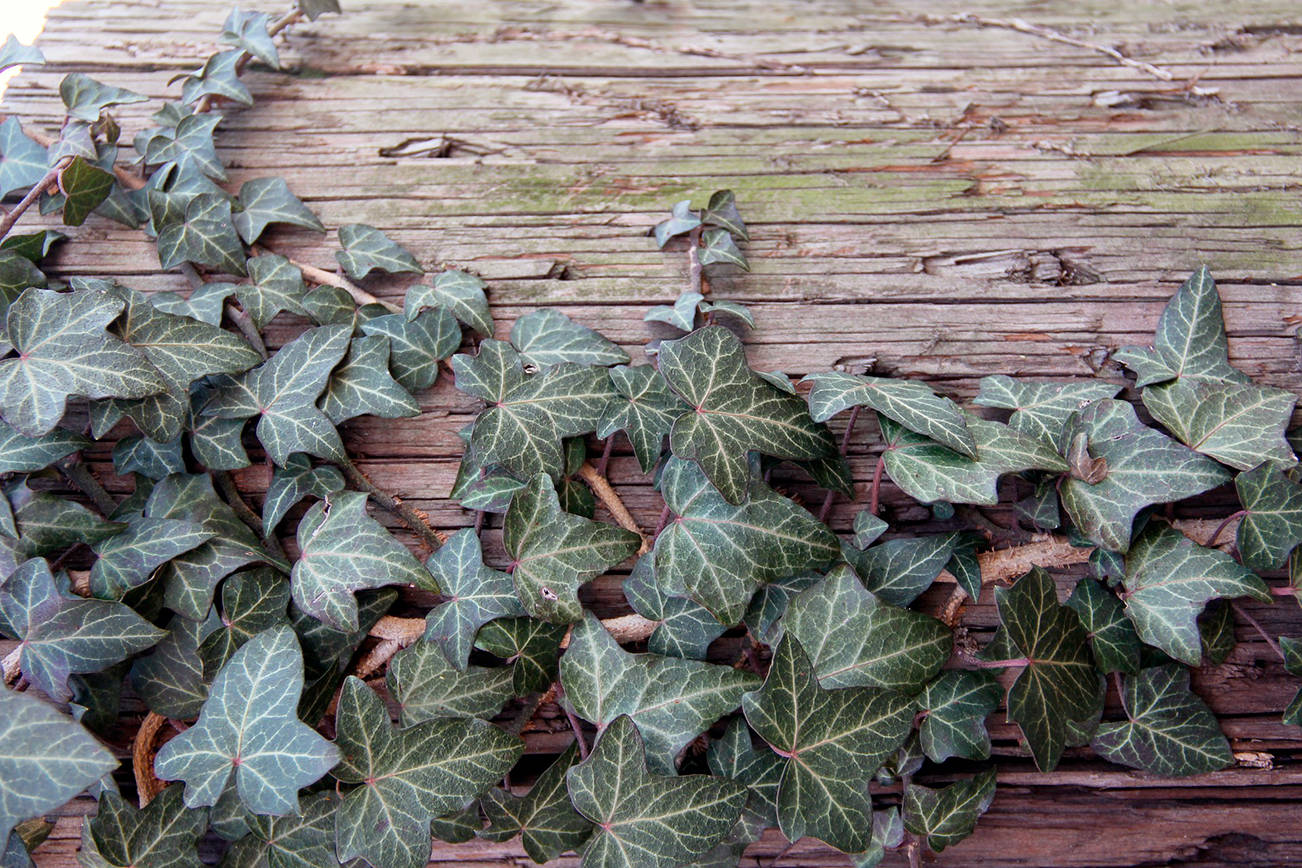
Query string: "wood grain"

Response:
xmin=4 ymin=0 xmax=1302 ymax=864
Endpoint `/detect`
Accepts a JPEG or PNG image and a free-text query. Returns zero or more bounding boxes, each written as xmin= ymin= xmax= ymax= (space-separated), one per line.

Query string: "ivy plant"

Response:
xmin=0 ymin=5 xmax=1299 ymax=868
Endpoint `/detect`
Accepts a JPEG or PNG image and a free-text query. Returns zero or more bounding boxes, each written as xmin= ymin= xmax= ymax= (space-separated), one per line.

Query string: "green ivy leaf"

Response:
xmin=474 ymin=617 xmax=567 ymax=695
xmin=852 ymin=509 xmax=888 ymax=549
xmin=301 ymin=284 xmax=355 ymax=325
xmin=199 ymin=569 xmax=291 ymax=675
xmin=0 ymin=558 xmax=164 ymax=700
xmin=481 ymin=741 xmax=593 ymax=864
xmin=902 ymin=768 xmax=997 ymax=853
xmin=597 ymin=364 xmax=687 ymax=473
xmin=0 ymin=35 xmax=42 ymax=73
xmin=706 ymin=716 xmax=783 ymax=830
xmin=420 ymin=528 xmax=525 ymax=668
xmin=1122 ymin=523 xmax=1270 ymax=665
xmin=1114 ymin=267 xmax=1244 ymax=387
xmin=112 ymin=435 xmax=185 ymax=479
xmin=566 ymin=714 xmax=746 ymax=868
xmin=653 ymin=200 xmax=701 ymax=247
xmin=510 ymin=308 xmax=628 ymax=368
xmin=623 ymin=553 xmax=726 ymax=659
xmin=292 ymin=490 xmax=430 ymax=632
xmin=181 ymin=50 xmax=252 ymax=107
xmin=741 ymin=635 xmax=914 ymax=852
xmin=645 ymin=291 xmax=703 ymax=333
xmin=59 ymin=73 xmax=147 ymax=122
xmin=332 ymin=676 xmax=522 ymax=868
xmin=781 ymin=565 xmax=951 ymax=693
xmin=697 ymin=227 xmax=748 ymax=270
xmin=359 ymin=307 xmax=460 ymax=392
xmin=1058 ymin=399 xmax=1230 ymax=552
xmin=701 ymin=189 xmax=748 ymax=240
xmin=129 ymin=615 xmax=215 ymax=719
xmin=878 ymin=414 xmax=1067 ymax=506
xmin=231 ymin=177 xmax=323 ymax=243
xmin=1282 ymin=637 xmax=1302 ymax=726
xmin=149 ymin=283 xmax=227 ymax=326
xmin=155 ymin=625 xmax=339 ymax=814
xmin=842 ymin=532 xmax=969 ymax=608
xmin=89 ymin=516 xmax=214 ymax=600
xmin=0 ymin=287 xmax=167 ymax=436
xmin=320 ymin=335 xmax=419 ymax=424
xmin=974 ymin=375 xmax=1121 ymax=445
xmin=404 ymin=269 xmax=491 ymax=336
xmin=234 ymin=254 xmax=310 ymax=328
xmin=1091 ymin=664 xmax=1232 ymax=776
xmin=58 ymin=156 xmax=115 ymax=226
xmin=0 ymin=687 xmax=117 ymax=845
xmin=336 ymin=224 xmax=421 ymax=279
xmin=79 ymin=785 xmax=206 ymax=868
xmin=560 ymin=612 xmax=759 ymax=772
xmin=0 ymin=118 xmax=47 ymax=199
xmin=653 ymin=458 xmax=839 ymax=624
xmin=221 ymin=791 xmax=340 ymax=868
xmin=1 ymin=229 xmax=64 ymax=264
xmin=804 ymin=371 xmax=976 ymax=458
xmin=504 ymin=474 xmax=639 ymax=622
xmin=262 ymin=453 xmax=344 ymax=535
xmin=659 ymin=326 xmax=835 ymax=504
xmin=297 ymin=0 xmax=341 ymax=20
xmin=1150 ymin=379 xmax=1297 ymax=474
xmin=141 ymin=113 xmax=225 ymax=183
xmin=1066 ymin=576 xmax=1141 ymax=674
xmin=918 ymin=670 xmax=1001 ymax=763
xmin=386 ymin=639 xmax=514 ymax=724
xmin=1235 ymin=461 xmax=1302 ymax=571
xmin=220 ymin=9 xmax=280 ymax=68
xmin=0 ymin=421 xmax=88 ymax=472
xmin=699 ymin=299 xmax=755 ymax=328
xmin=990 ymin=567 xmax=1104 ymax=771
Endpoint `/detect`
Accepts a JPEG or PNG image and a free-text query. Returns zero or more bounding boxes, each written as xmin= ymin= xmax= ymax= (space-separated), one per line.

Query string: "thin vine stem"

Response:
xmin=58 ymin=458 xmax=119 ymax=517
xmin=0 ymin=159 xmax=65 ymax=239
xmin=1231 ymin=601 xmax=1284 ymax=661
xmin=337 ymin=456 xmax=448 ymax=552
xmin=817 ymin=403 xmax=860 ymax=523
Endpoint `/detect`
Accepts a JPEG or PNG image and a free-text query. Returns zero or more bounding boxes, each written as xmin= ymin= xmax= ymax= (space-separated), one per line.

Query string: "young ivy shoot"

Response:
xmin=0 ymin=4 xmax=1300 ymax=868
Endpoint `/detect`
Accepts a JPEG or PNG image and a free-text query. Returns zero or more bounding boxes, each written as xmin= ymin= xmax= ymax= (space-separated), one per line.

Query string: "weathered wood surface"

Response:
xmin=5 ymin=0 xmax=1302 ymax=864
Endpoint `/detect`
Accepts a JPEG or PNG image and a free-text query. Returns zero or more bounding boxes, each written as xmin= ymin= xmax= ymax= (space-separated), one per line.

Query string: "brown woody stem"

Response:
xmin=338 ymin=456 xmax=448 ymax=552
xmin=576 ymin=462 xmax=649 ymax=554
xmin=132 ymin=712 xmax=167 ymax=808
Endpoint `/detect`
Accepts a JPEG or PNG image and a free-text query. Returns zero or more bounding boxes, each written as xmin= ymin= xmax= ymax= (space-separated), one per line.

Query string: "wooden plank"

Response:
xmin=4 ymin=0 xmax=1302 ymax=864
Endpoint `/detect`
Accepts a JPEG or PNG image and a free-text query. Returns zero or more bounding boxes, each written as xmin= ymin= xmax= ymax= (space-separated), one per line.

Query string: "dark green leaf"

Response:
xmin=701 ymin=189 xmax=749 ymax=240
xmin=181 ymin=50 xmax=252 ymax=107
xmin=566 ymin=715 xmax=746 ymax=868
xmin=359 ymin=307 xmax=460 ymax=392
xmin=220 ymin=791 xmax=340 ymax=868
xmin=386 ymin=639 xmax=514 ymax=724
xmin=114 ymin=284 xmax=260 ymax=391
xmin=1282 ymin=637 xmax=1302 ymax=726
xmin=1114 ymin=267 xmax=1244 ymax=387
xmin=156 ymin=194 xmax=247 ymax=276
xmin=57 ymin=156 xmax=115 ymax=226
xmin=852 ymin=509 xmax=888 ymax=549
xmin=697 ymin=227 xmax=748 ymax=270
xmin=129 ymin=614 xmax=215 ymax=719
xmin=560 ymin=612 xmax=759 ymax=773
xmin=481 ymin=742 xmax=592 ymax=864
xmin=903 ymin=768 xmax=996 ymax=853
xmin=918 ymin=670 xmax=1001 ymax=763
xmin=112 ymin=435 xmax=185 ymax=480
xmin=1066 ymin=577 xmax=1142 ymax=674
xmin=297 ymin=0 xmax=341 ymax=19
xmin=0 ymin=118 xmax=47 ymax=199
xmin=80 ymin=785 xmax=206 ymax=868
xmin=59 ymin=73 xmax=147 ymax=122
xmin=1199 ymin=600 xmax=1237 ymax=665
xmin=597 ymin=364 xmax=686 ymax=473
xmin=154 ymin=626 xmax=339 ymax=814
xmin=262 ymin=453 xmax=344 ymax=535
xmin=0 ymin=421 xmax=88 ymax=472
xmin=0 ymin=250 xmax=46 ymax=299
xmin=623 ymin=553 xmax=726 ymax=659
xmin=320 ymin=335 xmax=419 ymax=424
xmin=239 ymin=254 xmax=309 ymax=328
xmin=199 ymin=569 xmax=291 ymax=675
xmin=420 ymin=528 xmax=525 ymax=668
xmin=301 ymin=284 xmax=355 ymax=325
xmin=842 ymin=532 xmax=968 ymax=608
xmin=1143 ymin=377 xmax=1296 ymax=471
xmin=644 ymin=291 xmax=703 ymax=333
xmin=653 ymin=200 xmax=701 ymax=247
xmin=232 ymin=177 xmax=323 ymax=244
xmin=405 ymin=269 xmax=491 ymax=336
xmin=335 ymin=223 xmax=421 ymax=279
xmin=89 ymin=517 xmax=213 ymax=600
xmin=220 ymin=9 xmax=280 ymax=68
xmin=1236 ymin=462 xmax=1302 ymax=571
xmin=142 ymin=114 xmax=225 ymax=183
xmin=511 ymin=308 xmax=628 ymax=368
xmin=474 ymin=617 xmax=567 ymax=695
xmin=332 ymin=677 xmax=521 ymax=868
xmin=1 ymin=229 xmax=65 ymax=264
xmin=699 ymin=300 xmax=755 ymax=328
xmin=742 ymin=572 xmax=821 ymax=646
xmin=804 ymin=371 xmax=976 ymax=458
xmin=974 ymin=375 xmax=1121 ymax=445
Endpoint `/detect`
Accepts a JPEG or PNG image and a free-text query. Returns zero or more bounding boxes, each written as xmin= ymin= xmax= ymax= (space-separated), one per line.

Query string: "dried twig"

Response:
xmin=132 ymin=712 xmax=167 ymax=808
xmin=576 ymin=462 xmax=649 ymax=554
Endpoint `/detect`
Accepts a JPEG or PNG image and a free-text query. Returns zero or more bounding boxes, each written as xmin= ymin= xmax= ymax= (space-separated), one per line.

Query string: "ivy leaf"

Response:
xmin=1143 ymin=377 xmax=1296 ymax=472
xmin=743 ymin=572 xmax=820 ymax=646
xmin=597 ymin=365 xmax=686 ymax=473
xmin=237 ymin=254 xmax=310 ymax=329
xmin=89 ymin=517 xmax=214 ymax=600
xmin=697 ymin=227 xmax=748 ymax=270
xmin=141 ymin=114 xmax=225 ymax=183
xmin=560 ymin=612 xmax=759 ymax=772
xmin=1066 ymin=577 xmax=1141 ymax=674
xmin=701 ymin=189 xmax=749 ymax=240
xmin=149 ymin=283 xmax=227 ymax=326
xmin=804 ymin=371 xmax=976 ymax=458
xmin=742 ymin=635 xmax=915 ymax=852
xmin=918 ymin=670 xmax=1001 ymax=763
xmin=475 ymin=617 xmax=567 ymax=695
xmin=842 ymin=532 xmax=969 ymax=608
xmin=659 ymin=326 xmax=835 ymax=504
xmin=292 ymin=490 xmax=430 ymax=632
xmin=1058 ymin=399 xmax=1230 ymax=552
xmin=0 ymin=118 xmax=48 ymax=198
xmin=181 ymin=50 xmax=252 ymax=107
xmin=129 ymin=615 xmax=215 ymax=719
xmin=320 ymin=335 xmax=419 ymax=424
xmin=205 ymin=324 xmax=350 ymax=465
xmin=156 ymin=193 xmax=247 ymax=276
xmin=654 ymin=458 xmax=838 ymax=624
xmin=301 ymin=284 xmax=355 ymax=325
xmin=1113 ymin=267 xmax=1244 ymax=387
xmin=199 ymin=570 xmax=291 ymax=675
xmin=262 ymin=453 xmax=344 ymax=535
xmin=623 ymin=554 xmax=726 ymax=659
xmin=0 ymin=558 xmax=164 ymax=700
xmin=852 ymin=509 xmax=888 ymax=549
xmin=566 ymin=715 xmax=746 ymax=868
xmin=1235 ymin=461 xmax=1302 ymax=571
xmin=1121 ymin=523 xmax=1269 ymax=665
xmin=481 ymin=742 xmax=593 ymax=864
xmin=221 ymin=791 xmax=340 ymax=868
xmin=781 ymin=565 xmax=951 ymax=693
xmin=1092 ymin=664 xmax=1232 ymax=776
xmin=58 ymin=156 xmax=115 ymax=226
xmin=699 ymin=299 xmax=755 ymax=328
xmin=404 ymin=269 xmax=491 ymax=336
xmin=231 ymin=177 xmax=324 ymax=244
xmin=59 ymin=73 xmax=147 ymax=122
xmin=510 ymin=308 xmax=628 ymax=368
xmin=112 ymin=435 xmax=185 ymax=480
xmin=653 ymin=200 xmax=701 ymax=247
xmin=79 ymin=785 xmax=207 ymax=868
xmin=1 ymin=229 xmax=64 ymax=264
xmin=0 ymin=287 xmax=167 ymax=436
xmin=335 ymin=224 xmax=421 ymax=279
xmin=974 ymin=375 xmax=1121 ymax=445
xmin=4 ymin=481 xmax=123 ymax=559
xmin=878 ymin=414 xmax=1067 ymax=506
xmin=0 ymin=687 xmax=117 ymax=846
xmin=1282 ymin=637 xmax=1302 ymax=726
xmin=902 ymin=768 xmax=997 ymax=853
xmin=220 ymin=9 xmax=280 ymax=68
xmin=0 ymin=35 xmax=42 ymax=72
xmin=359 ymin=307 xmax=460 ymax=392
xmin=386 ymin=639 xmax=514 ymax=724
xmin=706 ymin=716 xmax=783 ymax=829
xmin=332 ymin=676 xmax=522 ymax=868
xmin=504 ymin=474 xmax=639 ymax=622
xmin=144 ymin=473 xmax=279 ymax=620
xmin=420 ymin=528 xmax=525 ymax=668
xmin=0 ymin=421 xmax=88 ymax=472
xmin=645 ymin=291 xmax=703 ymax=332
xmin=991 ymin=567 xmax=1104 ymax=771
xmin=154 ymin=625 xmax=340 ymax=814
xmin=297 ymin=0 xmax=341 ymax=19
